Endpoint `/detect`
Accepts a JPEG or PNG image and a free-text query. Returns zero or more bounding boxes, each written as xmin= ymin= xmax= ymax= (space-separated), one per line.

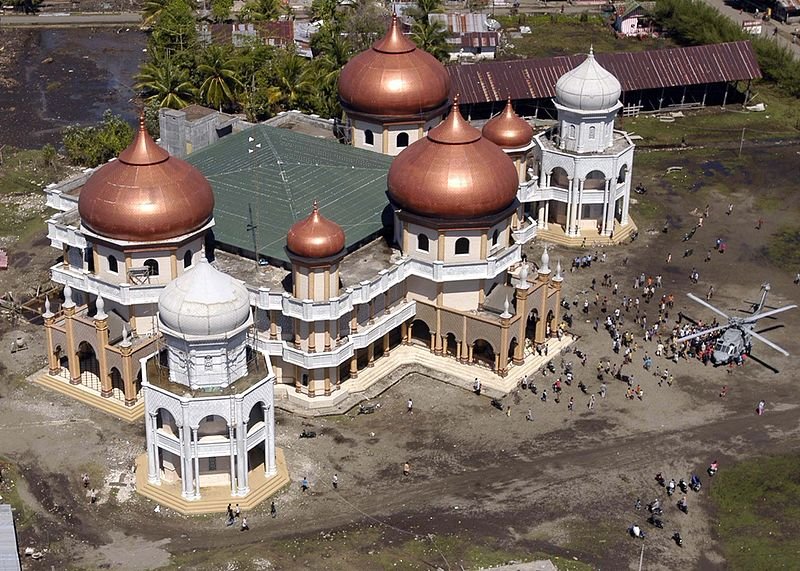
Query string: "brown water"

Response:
xmin=0 ymin=27 xmax=146 ymax=149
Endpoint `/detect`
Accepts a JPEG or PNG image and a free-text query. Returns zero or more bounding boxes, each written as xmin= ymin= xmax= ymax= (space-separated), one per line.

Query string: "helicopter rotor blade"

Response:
xmin=750 ymin=330 xmax=790 ymax=356
xmin=676 ymin=324 xmax=728 ymax=343
xmin=746 ymin=304 xmax=798 ymax=322
xmin=686 ymin=293 xmax=730 ymax=320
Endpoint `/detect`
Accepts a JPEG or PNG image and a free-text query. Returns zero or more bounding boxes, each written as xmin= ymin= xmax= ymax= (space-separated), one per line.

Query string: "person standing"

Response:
xmin=568 ymin=396 xmax=574 ymax=412
xmin=403 ymin=462 xmax=411 ymax=476
xmin=227 ymin=503 xmax=233 ymax=521
xmin=407 ymin=399 xmax=413 ymax=414
xmin=599 ymin=383 xmax=607 ymax=398
xmin=332 ymin=474 xmax=339 ymax=489
xmin=526 ymin=409 xmax=533 ymax=422
xmin=588 ymin=394 xmax=596 ymax=409
xmin=234 ymin=504 xmax=241 ymax=519
xmin=241 ymin=516 xmax=249 ymax=531
xmin=301 ymin=476 xmax=309 ymax=493
xmin=270 ymin=501 xmax=277 ymax=518
xmin=757 ymin=400 xmax=766 ymax=415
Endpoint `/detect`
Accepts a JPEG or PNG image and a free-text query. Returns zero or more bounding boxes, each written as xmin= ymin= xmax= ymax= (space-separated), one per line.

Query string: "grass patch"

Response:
xmin=496 ymin=13 xmax=674 ymax=58
xmin=709 ymin=454 xmax=800 ymax=570
xmin=0 ymin=147 xmax=69 ymax=195
xmin=764 ymin=227 xmax=800 ymax=271
xmin=619 ymin=84 xmax=800 ymax=147
xmin=0 ymin=457 xmax=38 ymax=531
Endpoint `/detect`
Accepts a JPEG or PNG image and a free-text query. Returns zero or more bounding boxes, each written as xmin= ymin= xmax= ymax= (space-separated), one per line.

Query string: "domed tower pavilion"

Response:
xmin=338 ymin=14 xmax=451 ymax=156
xmin=529 ymin=49 xmax=636 ymax=242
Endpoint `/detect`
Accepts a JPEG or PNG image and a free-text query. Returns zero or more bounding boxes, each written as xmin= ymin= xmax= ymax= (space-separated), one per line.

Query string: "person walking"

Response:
xmin=588 ymin=394 xmax=596 ymax=409
xmin=407 ymin=399 xmax=413 ymax=414
xmin=270 ymin=501 xmax=277 ymax=518
xmin=506 ymin=406 xmax=512 ymax=418
xmin=301 ymin=476 xmax=309 ymax=493
xmin=234 ymin=504 xmax=241 ymax=519
xmin=568 ymin=396 xmax=574 ymax=412
xmin=240 ymin=516 xmax=249 ymax=531
xmin=403 ymin=462 xmax=411 ymax=476
xmin=757 ymin=400 xmax=766 ymax=415
xmin=227 ymin=503 xmax=233 ymax=521
xmin=599 ymin=383 xmax=607 ymax=398
xmin=526 ymin=408 xmax=533 ymax=422
xmin=332 ymin=474 xmax=339 ymax=489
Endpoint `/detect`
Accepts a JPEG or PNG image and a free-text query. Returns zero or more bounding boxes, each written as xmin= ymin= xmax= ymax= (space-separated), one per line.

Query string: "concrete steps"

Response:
xmin=536 ymin=220 xmax=638 ymax=247
xmin=32 ymin=370 xmax=143 ymax=423
xmin=134 ymin=449 xmax=290 ymax=515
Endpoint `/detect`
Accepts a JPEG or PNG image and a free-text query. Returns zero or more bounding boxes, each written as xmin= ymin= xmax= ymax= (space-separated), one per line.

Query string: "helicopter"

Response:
xmin=677 ymin=283 xmax=797 ymax=365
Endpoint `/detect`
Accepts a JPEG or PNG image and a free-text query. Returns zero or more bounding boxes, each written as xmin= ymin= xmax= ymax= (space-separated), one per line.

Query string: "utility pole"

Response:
xmin=247 ymin=203 xmax=259 ymax=268
xmin=738 ymin=127 xmax=745 ymax=158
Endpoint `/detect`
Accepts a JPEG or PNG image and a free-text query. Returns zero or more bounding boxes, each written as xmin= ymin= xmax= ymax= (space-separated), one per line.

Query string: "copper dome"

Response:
xmin=78 ymin=118 xmax=215 ymax=242
xmin=387 ymin=98 xmax=520 ymax=219
xmin=338 ymin=14 xmax=451 ymax=117
xmin=287 ymin=202 xmax=346 ymax=259
xmin=482 ymin=98 xmax=534 ymax=149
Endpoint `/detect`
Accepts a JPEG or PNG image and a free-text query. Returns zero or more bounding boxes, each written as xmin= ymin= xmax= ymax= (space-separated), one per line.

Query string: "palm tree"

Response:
xmin=197 ymin=46 xmax=243 ymax=111
xmin=273 ymin=48 xmax=313 ymax=110
xmin=411 ymin=19 xmax=450 ymax=63
xmin=142 ymin=0 xmax=170 ymax=27
xmin=135 ymin=56 xmax=196 ymax=109
xmin=239 ymin=0 xmax=280 ymax=22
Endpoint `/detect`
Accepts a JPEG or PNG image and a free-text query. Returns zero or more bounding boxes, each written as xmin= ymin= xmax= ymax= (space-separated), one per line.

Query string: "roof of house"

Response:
xmin=447 ymin=41 xmax=762 ymax=105
xmin=207 ymin=21 xmax=293 ymax=45
xmin=186 ymin=125 xmax=393 ymax=264
xmin=0 ymin=505 xmax=20 ymax=571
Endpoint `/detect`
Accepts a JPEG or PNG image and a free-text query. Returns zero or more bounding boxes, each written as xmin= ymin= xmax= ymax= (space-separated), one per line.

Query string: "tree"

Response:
xmin=135 ymin=55 xmax=197 ymax=109
xmin=62 ymin=111 xmax=135 ymax=168
xmin=407 ymin=0 xmax=442 ymax=21
xmin=239 ymin=0 xmax=281 ymax=22
xmin=40 ymin=144 xmax=58 ymax=170
xmin=209 ymin=0 xmax=234 ymax=22
xmin=411 ymin=19 xmax=450 ymax=63
xmin=150 ymin=0 xmax=198 ymax=53
xmin=342 ymin=0 xmax=388 ymax=53
xmin=197 ymin=45 xmax=243 ymax=111
xmin=273 ymin=47 xmax=313 ymax=110
xmin=309 ymin=0 xmax=338 ymax=23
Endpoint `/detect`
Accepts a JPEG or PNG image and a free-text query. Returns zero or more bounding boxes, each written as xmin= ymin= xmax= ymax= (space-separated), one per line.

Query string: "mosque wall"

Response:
xmin=442 ymin=280 xmax=480 ymax=312
xmin=442 ymin=229 xmax=483 ymax=262
xmin=404 ymin=222 xmax=438 ymax=261
xmin=406 ymin=275 xmax=437 ymax=303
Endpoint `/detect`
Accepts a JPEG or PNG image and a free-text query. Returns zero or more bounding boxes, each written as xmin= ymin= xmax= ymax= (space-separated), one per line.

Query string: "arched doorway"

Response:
xmin=110 ymin=367 xmax=125 ymax=402
xmin=410 ymin=319 xmax=431 ymax=348
xmin=246 ymin=402 xmax=268 ymax=475
xmin=155 ymin=408 xmax=180 ymax=483
xmin=508 ymin=337 xmax=518 ymax=363
xmin=444 ymin=333 xmax=458 ymax=357
xmin=546 ymin=309 xmax=555 ymax=337
xmin=472 ymin=339 xmax=495 ymax=370
xmin=197 ymin=414 xmax=230 ymax=489
xmin=526 ymin=309 xmax=539 ymax=351
xmin=77 ymin=341 xmax=101 ymax=392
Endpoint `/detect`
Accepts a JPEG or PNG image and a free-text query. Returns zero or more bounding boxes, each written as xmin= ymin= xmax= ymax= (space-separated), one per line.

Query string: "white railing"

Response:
xmin=47 ymin=219 xmax=87 ymax=249
xmin=512 ymin=218 xmax=537 ymax=244
xmin=253 ymin=300 xmax=416 ymax=370
xmin=517 ymin=179 xmax=539 ymax=203
xmin=51 ymin=264 xmax=163 ymax=305
xmin=155 ymin=430 xmax=181 ymax=455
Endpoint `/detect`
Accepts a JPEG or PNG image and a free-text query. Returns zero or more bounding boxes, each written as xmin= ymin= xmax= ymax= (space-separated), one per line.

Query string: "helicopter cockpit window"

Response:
xmin=728 ymin=345 xmax=736 ymax=355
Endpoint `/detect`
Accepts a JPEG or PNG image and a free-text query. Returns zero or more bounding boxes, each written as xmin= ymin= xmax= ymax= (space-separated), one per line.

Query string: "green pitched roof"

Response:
xmin=187 ymin=124 xmax=394 ymax=264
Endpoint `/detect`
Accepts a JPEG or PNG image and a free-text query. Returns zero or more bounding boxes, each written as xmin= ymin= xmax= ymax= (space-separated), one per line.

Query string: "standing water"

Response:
xmin=0 ymin=27 xmax=147 ymax=149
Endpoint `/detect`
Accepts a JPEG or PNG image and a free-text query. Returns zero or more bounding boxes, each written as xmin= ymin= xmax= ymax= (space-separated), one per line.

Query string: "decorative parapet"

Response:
xmin=51 ymin=264 xmax=163 ymax=305
xmin=511 ymin=217 xmax=537 ymax=245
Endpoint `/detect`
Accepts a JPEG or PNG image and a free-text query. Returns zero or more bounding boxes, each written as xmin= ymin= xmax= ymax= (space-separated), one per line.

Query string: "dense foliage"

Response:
xmin=62 ymin=111 xmax=135 ymax=167
xmin=653 ymin=0 xmax=800 ymax=97
xmin=135 ymin=0 xmax=451 ymax=121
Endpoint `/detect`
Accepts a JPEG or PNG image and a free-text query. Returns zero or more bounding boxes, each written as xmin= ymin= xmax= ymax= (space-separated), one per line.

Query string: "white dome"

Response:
xmin=158 ymin=258 xmax=251 ymax=337
xmin=555 ymin=49 xmax=621 ymax=111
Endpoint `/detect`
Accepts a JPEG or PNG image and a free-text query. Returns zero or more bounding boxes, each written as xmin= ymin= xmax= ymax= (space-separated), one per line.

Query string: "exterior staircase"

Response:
xmin=134 ymin=448 xmax=290 ymax=515
xmin=32 ymin=370 xmax=144 ymax=422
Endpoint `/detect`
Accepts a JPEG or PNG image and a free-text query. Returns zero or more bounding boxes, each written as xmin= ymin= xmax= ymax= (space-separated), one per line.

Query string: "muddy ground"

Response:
xmin=1 ymin=142 xmax=799 ymax=570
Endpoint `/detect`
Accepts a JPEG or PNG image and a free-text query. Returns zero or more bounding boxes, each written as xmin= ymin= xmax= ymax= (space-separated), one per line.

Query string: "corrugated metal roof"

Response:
xmin=0 ymin=505 xmax=21 ymax=571
xmin=448 ymin=41 xmax=762 ymax=105
xmin=186 ymin=125 xmax=393 ymax=264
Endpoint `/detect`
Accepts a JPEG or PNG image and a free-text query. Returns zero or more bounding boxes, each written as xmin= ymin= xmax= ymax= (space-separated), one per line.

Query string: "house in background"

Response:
xmin=429 ymin=12 xmax=501 ymax=61
xmin=199 ymin=21 xmax=294 ymax=48
xmin=614 ymin=1 xmax=657 ymax=37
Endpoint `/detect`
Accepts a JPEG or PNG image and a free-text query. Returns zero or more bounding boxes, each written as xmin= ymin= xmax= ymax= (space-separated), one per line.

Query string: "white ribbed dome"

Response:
xmin=555 ymin=49 xmax=621 ymax=111
xmin=158 ymin=258 xmax=251 ymax=337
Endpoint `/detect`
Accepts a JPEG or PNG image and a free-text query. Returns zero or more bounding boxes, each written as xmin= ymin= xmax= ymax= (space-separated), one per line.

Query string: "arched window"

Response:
xmin=589 ymin=126 xmax=596 ymax=139
xmin=455 ymin=237 xmax=470 ymax=255
xmin=397 ymin=132 xmax=409 ymax=148
xmin=183 ymin=250 xmax=193 ymax=268
xmin=364 ymin=130 xmax=374 ymax=146
xmin=618 ymin=165 xmax=628 ymax=184
xmin=107 ymin=255 xmax=118 ymax=273
xmin=144 ymin=259 xmax=159 ymax=276
xmin=568 ymin=125 xmax=576 ymax=139
xmin=417 ymin=233 xmax=429 ymax=252
xmin=491 ymin=229 xmax=499 ymax=247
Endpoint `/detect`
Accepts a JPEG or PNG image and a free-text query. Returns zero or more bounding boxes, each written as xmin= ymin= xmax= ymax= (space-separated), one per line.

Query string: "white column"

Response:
xmin=537 ymin=201 xmax=546 ymax=228
xmin=576 ymin=178 xmax=585 ymax=235
xmin=192 ymin=427 xmax=201 ymax=499
xmin=236 ymin=420 xmax=249 ymax=495
xmin=621 ymin=183 xmax=630 ymax=225
xmin=146 ymin=412 xmax=160 ymax=485
xmin=178 ymin=425 xmax=193 ymax=499
xmin=601 ymin=179 xmax=611 ymax=236
xmin=228 ymin=424 xmax=236 ymax=495
xmin=264 ymin=403 xmax=276 ymax=476
xmin=566 ymin=178 xmax=575 ymax=236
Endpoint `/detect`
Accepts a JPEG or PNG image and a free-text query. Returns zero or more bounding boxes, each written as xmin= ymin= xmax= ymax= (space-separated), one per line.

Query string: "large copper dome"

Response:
xmin=338 ymin=14 xmax=451 ymax=117
xmin=482 ymin=98 xmax=534 ymax=149
xmin=287 ymin=202 xmax=346 ymax=259
xmin=78 ymin=118 xmax=215 ymax=242
xmin=387 ymin=99 xmax=519 ymax=219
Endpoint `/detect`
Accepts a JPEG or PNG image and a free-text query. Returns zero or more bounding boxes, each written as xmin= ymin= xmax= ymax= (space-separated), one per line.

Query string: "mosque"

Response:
xmin=38 ymin=15 xmax=636 ymax=511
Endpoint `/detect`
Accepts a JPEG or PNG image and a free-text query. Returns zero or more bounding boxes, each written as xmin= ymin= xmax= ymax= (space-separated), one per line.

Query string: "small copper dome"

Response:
xmin=387 ymin=98 xmax=519 ymax=219
xmin=482 ymin=98 xmax=534 ymax=149
xmin=338 ymin=14 xmax=451 ymax=117
xmin=78 ymin=118 xmax=215 ymax=242
xmin=287 ymin=202 xmax=346 ymax=259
